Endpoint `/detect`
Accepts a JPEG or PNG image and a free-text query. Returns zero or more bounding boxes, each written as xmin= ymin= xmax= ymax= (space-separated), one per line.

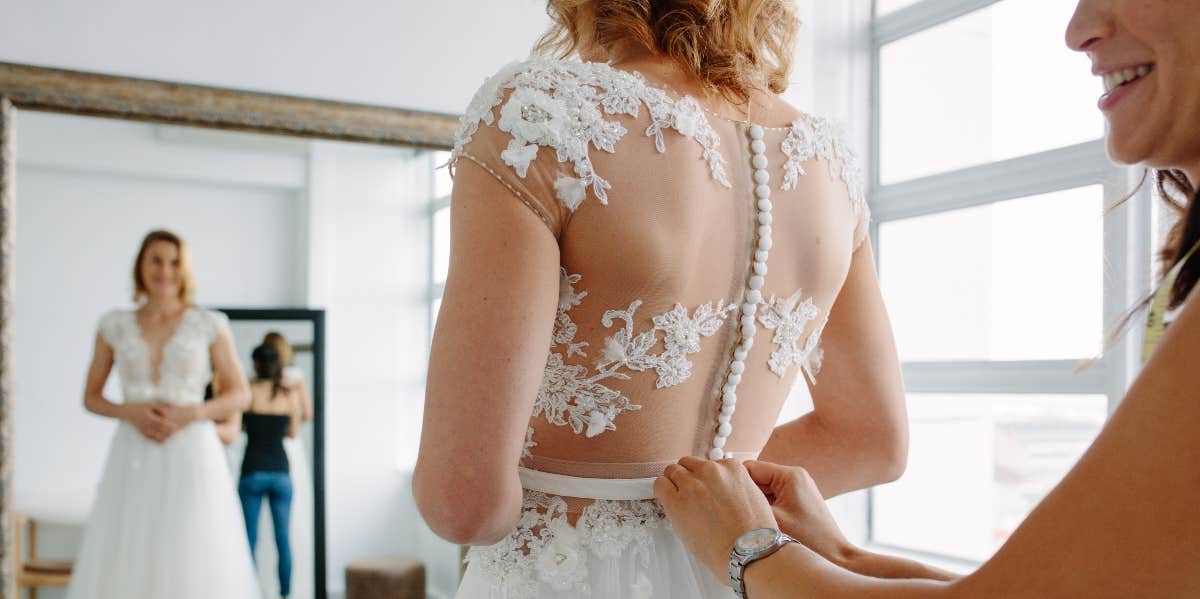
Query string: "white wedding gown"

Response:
xmin=446 ymin=59 xmax=868 ymax=598
xmin=67 ymin=308 xmax=260 ymax=599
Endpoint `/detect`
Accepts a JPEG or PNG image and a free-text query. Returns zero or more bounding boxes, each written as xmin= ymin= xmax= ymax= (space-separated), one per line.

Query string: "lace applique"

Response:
xmin=452 ymin=59 xmax=732 ymax=211
xmin=466 ymin=490 xmax=665 ymax=598
xmin=780 ymin=116 xmax=868 ymax=219
xmin=520 ymin=427 xmax=538 ymax=465
xmin=757 ymin=290 xmax=826 ymax=382
xmin=537 ymin=270 xmax=736 ymax=438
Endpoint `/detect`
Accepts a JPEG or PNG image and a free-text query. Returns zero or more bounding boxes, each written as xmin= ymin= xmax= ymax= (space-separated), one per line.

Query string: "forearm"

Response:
xmin=840 ymin=546 xmax=961 ymax=582
xmin=745 ymin=544 xmax=953 ymax=599
xmin=83 ymin=393 xmax=129 ymax=421
xmin=198 ymin=387 xmax=250 ymax=422
xmin=758 ymin=413 xmax=903 ymax=497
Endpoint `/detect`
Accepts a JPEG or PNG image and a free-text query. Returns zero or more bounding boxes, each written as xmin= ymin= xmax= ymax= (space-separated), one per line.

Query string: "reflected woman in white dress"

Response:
xmin=69 ymin=229 xmax=260 ymax=599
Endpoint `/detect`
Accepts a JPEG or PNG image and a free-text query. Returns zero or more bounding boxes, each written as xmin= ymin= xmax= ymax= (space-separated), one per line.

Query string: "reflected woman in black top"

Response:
xmin=238 ymin=343 xmax=301 ymax=598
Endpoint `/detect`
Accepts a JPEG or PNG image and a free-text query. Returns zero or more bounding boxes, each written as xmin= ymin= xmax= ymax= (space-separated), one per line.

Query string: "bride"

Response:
xmin=416 ymin=1 xmax=908 ymax=596
xmin=68 ymin=230 xmax=260 ymax=599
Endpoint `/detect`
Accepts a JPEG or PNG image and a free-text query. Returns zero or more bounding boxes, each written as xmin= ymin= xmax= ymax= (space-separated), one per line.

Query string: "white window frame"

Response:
xmin=864 ymin=0 xmax=1153 ymax=568
xmin=428 ymin=153 xmax=452 ymax=345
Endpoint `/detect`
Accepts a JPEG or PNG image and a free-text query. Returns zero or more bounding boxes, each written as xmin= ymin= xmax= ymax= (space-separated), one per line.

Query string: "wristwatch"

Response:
xmin=729 ymin=527 xmax=799 ymax=598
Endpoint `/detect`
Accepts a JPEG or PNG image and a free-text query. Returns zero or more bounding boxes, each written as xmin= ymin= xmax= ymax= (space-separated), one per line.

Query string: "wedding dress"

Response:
xmin=448 ymin=58 xmax=868 ymax=598
xmin=66 ymin=308 xmax=260 ymax=599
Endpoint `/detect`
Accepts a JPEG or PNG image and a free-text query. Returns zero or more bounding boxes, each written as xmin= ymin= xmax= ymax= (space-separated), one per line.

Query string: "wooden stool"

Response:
xmin=345 ymin=556 xmax=425 ymax=599
xmin=15 ymin=514 xmax=73 ymax=599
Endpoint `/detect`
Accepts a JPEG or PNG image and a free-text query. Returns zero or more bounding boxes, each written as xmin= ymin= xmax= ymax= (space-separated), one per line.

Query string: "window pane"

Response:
xmin=879 ymin=186 xmax=1103 ymax=362
xmin=879 ymin=0 xmax=1103 ymax=183
xmin=434 ymin=151 xmax=453 ymax=200
xmin=433 ymin=205 xmax=451 ymax=285
xmin=876 ymin=0 xmax=921 ymax=15
xmin=871 ymin=393 xmax=1107 ymax=561
xmin=430 ymin=297 xmax=443 ymax=330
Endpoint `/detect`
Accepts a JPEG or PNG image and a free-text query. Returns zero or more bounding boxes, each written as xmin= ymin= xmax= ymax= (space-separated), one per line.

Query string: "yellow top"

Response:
xmin=1143 ymin=240 xmax=1200 ymax=363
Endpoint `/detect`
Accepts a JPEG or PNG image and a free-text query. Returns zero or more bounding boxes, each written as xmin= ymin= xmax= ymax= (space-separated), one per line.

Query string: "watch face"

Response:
xmin=735 ymin=528 xmax=781 ymax=554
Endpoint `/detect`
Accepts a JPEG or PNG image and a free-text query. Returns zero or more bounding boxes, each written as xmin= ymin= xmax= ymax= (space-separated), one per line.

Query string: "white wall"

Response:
xmin=305 ymin=142 xmax=456 ymax=597
xmin=0 ymin=0 xmax=551 ymax=114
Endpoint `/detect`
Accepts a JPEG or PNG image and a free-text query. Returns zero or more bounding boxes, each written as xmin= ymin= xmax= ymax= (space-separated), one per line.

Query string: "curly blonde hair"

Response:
xmin=535 ymin=0 xmax=800 ymax=104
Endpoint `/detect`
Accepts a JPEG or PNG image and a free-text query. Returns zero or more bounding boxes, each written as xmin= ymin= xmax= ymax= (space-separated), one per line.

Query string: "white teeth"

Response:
xmin=1101 ymin=65 xmax=1153 ymax=94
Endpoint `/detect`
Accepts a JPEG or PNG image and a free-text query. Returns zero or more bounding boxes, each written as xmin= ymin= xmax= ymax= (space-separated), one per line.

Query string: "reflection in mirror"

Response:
xmin=10 ymin=108 xmax=432 ymax=599
xmin=216 ymin=313 xmax=324 ymax=599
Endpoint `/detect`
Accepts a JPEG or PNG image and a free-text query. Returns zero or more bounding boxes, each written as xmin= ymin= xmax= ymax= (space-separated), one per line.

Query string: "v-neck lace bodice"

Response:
xmin=97 ymin=307 xmax=231 ymax=405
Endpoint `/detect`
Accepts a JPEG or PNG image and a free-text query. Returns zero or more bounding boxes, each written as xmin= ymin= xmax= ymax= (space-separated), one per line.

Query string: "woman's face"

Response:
xmin=1068 ymin=0 xmax=1200 ymax=178
xmin=139 ymin=240 xmax=182 ymax=301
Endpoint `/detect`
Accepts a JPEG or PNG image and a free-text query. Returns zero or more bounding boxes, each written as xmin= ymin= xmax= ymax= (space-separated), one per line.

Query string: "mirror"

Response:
xmin=2 ymin=64 xmax=455 ymax=599
xmin=218 ymin=310 xmax=325 ymax=599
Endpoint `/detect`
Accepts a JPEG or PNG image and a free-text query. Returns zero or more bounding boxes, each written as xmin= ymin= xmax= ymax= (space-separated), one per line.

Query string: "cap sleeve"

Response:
xmin=450 ymin=67 xmax=571 ymax=236
xmin=96 ymin=310 xmax=124 ymax=347
xmin=205 ymin=310 xmax=232 ymax=345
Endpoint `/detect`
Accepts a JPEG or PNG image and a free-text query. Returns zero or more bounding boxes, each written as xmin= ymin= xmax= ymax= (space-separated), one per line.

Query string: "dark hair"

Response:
xmin=251 ymin=343 xmax=286 ymax=398
xmin=1155 ymin=169 xmax=1200 ymax=309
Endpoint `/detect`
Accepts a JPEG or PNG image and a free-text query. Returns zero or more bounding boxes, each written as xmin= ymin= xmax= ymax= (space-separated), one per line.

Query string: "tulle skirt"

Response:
xmin=66 ymin=421 xmax=260 ymax=599
xmin=455 ymin=468 xmax=734 ymax=599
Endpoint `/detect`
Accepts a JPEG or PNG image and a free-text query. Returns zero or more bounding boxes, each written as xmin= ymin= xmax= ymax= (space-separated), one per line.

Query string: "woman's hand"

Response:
xmin=745 ymin=460 xmax=859 ymax=569
xmin=123 ymin=403 xmax=177 ymax=443
xmin=654 ymin=456 xmax=778 ymax=583
xmin=159 ymin=403 xmax=201 ymax=430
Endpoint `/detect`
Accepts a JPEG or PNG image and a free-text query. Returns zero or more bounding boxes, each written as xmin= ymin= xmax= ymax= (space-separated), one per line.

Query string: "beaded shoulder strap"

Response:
xmin=1143 ymin=240 xmax=1200 ymax=363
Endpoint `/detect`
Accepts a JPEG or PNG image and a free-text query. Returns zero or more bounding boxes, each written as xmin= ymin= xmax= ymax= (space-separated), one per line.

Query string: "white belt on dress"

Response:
xmin=517 ymin=451 xmax=760 ymax=501
xmin=518 ymin=467 xmax=657 ymax=501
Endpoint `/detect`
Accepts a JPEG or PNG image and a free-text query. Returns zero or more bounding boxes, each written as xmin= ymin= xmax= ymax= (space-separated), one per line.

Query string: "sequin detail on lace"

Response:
xmin=452 ymin=59 xmax=733 ymax=212
xmin=538 ymin=269 xmax=736 ymax=438
xmin=466 ymin=490 xmax=665 ymax=598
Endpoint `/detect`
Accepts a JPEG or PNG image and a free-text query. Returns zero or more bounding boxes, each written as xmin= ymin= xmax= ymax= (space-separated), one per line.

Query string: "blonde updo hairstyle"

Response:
xmin=535 ymin=0 xmax=800 ymax=104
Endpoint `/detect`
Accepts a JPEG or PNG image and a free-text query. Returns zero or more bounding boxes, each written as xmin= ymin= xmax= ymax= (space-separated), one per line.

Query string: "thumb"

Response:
xmin=744 ymin=460 xmax=790 ymax=488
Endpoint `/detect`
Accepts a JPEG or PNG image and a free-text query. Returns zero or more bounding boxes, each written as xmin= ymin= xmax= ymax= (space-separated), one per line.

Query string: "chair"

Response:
xmin=15 ymin=514 xmax=73 ymax=599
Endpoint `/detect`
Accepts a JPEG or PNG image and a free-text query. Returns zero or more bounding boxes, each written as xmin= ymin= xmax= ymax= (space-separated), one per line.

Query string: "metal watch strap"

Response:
xmin=729 ymin=532 xmax=799 ymax=599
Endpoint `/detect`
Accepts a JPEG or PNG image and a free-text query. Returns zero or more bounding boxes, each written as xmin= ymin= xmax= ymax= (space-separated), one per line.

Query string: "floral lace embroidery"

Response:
xmin=520 ymin=427 xmax=538 ymax=465
xmin=466 ymin=490 xmax=665 ymax=598
xmin=537 ymin=270 xmax=736 ymax=438
xmin=451 ymin=59 xmax=732 ymax=212
xmin=780 ymin=116 xmax=868 ymax=220
xmin=757 ymin=290 xmax=827 ymax=382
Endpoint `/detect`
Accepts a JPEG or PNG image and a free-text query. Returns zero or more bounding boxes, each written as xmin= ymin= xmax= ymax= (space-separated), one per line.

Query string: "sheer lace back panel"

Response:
xmin=452 ymin=59 xmax=867 ymax=481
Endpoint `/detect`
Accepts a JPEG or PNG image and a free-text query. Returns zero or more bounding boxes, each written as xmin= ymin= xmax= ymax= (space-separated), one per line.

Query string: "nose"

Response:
xmin=1065 ymin=0 xmax=1108 ymax=53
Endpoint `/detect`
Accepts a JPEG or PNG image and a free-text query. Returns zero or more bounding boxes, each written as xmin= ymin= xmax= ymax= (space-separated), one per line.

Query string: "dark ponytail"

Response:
xmin=251 ymin=343 xmax=286 ymax=398
xmin=1156 ymin=169 xmax=1200 ymax=308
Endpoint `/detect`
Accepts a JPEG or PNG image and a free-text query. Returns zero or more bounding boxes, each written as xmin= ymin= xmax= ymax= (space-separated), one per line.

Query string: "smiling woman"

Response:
xmin=68 ymin=229 xmax=258 ymax=599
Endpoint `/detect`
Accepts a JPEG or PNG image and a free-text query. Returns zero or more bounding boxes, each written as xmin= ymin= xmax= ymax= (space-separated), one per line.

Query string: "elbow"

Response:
xmin=871 ymin=419 xmax=909 ymax=485
xmin=413 ymin=460 xmax=520 ymax=546
xmin=233 ymin=386 xmax=252 ymax=412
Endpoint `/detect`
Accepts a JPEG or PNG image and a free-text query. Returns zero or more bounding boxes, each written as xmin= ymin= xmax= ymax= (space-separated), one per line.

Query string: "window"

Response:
xmin=866 ymin=0 xmax=1151 ymax=565
xmin=430 ymin=151 xmax=453 ymax=337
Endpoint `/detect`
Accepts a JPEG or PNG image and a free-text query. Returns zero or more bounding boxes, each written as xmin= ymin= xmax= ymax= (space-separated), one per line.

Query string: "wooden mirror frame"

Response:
xmin=0 ymin=61 xmax=460 ymax=598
